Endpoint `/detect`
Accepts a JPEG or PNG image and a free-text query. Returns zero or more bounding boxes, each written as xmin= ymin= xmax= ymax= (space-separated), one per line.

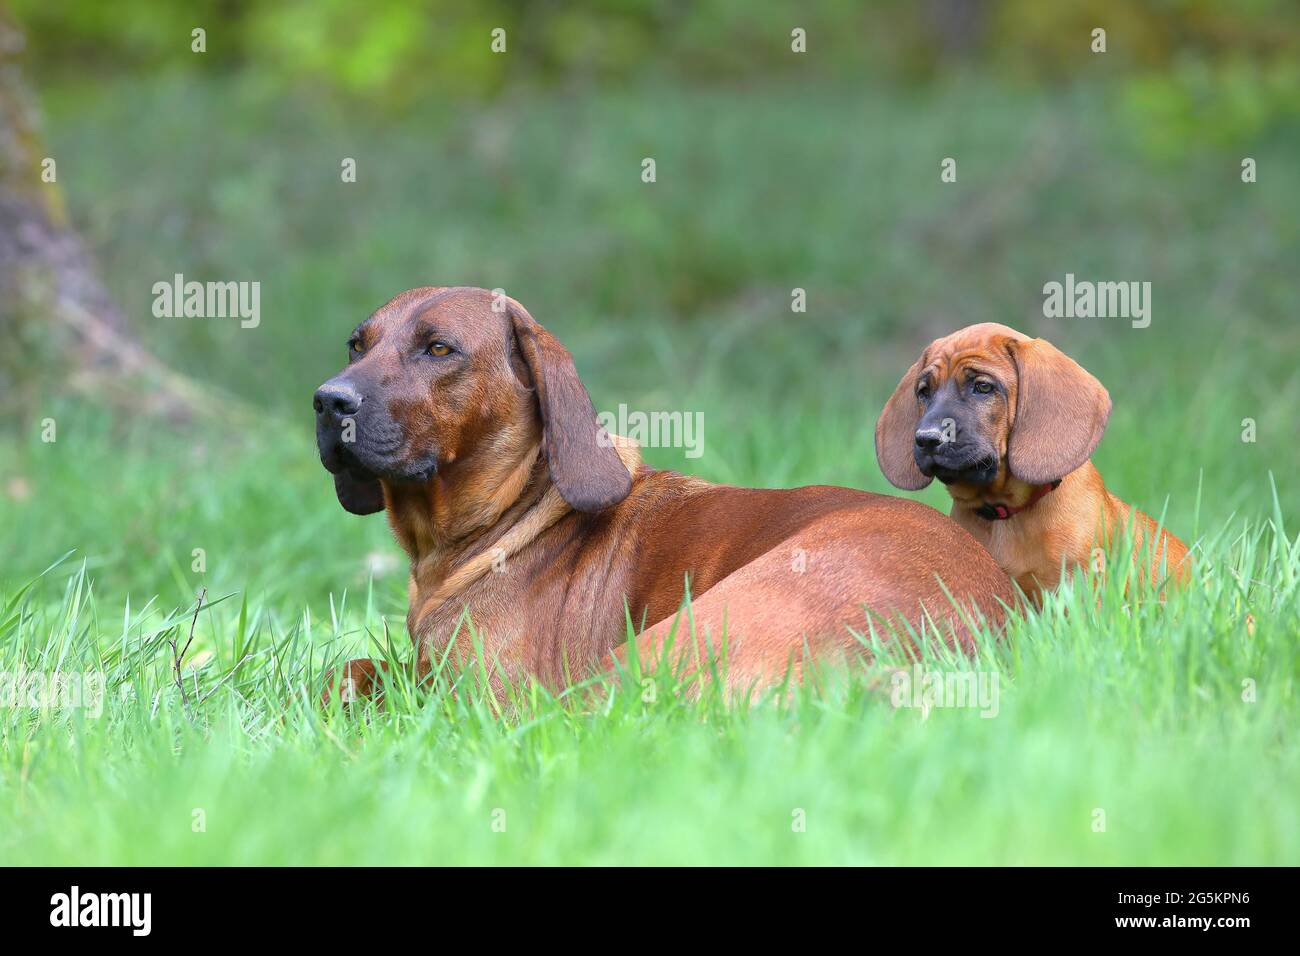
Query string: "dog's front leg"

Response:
xmin=320 ymin=658 xmax=390 ymax=708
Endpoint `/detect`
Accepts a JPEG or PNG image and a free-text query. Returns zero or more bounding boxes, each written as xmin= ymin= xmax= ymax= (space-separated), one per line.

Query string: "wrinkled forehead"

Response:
xmin=924 ymin=322 xmax=1028 ymax=376
xmin=364 ymin=286 xmax=507 ymax=344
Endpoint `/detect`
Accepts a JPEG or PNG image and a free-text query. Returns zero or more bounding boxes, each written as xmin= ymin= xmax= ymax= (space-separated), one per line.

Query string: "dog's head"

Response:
xmin=314 ymin=286 xmax=632 ymax=516
xmin=875 ymin=322 xmax=1111 ymax=491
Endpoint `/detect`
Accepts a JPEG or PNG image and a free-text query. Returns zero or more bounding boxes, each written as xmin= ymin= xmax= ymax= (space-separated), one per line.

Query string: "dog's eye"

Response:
xmin=973 ymin=381 xmax=994 ymax=395
xmin=916 ymin=383 xmax=931 ymax=400
xmin=347 ymin=338 xmax=363 ymax=354
xmin=426 ymin=341 xmax=453 ymax=357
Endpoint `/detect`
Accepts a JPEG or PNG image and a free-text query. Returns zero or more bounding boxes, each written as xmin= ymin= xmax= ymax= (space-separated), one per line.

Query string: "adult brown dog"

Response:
xmin=315 ymin=287 xmax=1015 ymax=702
xmin=875 ymin=322 xmax=1190 ymax=604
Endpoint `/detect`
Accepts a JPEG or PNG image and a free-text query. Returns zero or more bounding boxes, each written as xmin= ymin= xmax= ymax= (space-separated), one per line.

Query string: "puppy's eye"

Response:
xmin=916 ymin=383 xmax=931 ymax=400
xmin=347 ymin=338 xmax=363 ymax=354
xmin=973 ymin=381 xmax=994 ymax=395
xmin=426 ymin=341 xmax=453 ymax=357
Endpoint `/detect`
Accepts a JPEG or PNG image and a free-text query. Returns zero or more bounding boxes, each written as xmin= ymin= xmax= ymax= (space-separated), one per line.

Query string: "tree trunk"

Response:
xmin=0 ymin=5 xmax=211 ymax=423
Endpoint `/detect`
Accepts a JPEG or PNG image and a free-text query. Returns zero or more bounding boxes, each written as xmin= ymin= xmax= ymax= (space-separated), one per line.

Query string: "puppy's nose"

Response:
xmin=914 ymin=427 xmax=946 ymax=451
xmin=314 ymin=382 xmax=362 ymax=418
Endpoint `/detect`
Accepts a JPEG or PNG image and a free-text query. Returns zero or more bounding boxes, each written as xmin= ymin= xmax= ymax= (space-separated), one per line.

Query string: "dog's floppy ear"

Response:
xmin=875 ymin=356 xmax=932 ymax=490
xmin=1007 ymin=337 xmax=1111 ymax=485
xmin=507 ymin=299 xmax=632 ymax=513
xmin=333 ymin=470 xmax=386 ymax=516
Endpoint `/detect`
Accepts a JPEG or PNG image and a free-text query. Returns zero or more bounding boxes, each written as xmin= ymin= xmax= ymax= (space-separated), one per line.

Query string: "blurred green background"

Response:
xmin=4 ymin=0 xmax=1297 ymax=601
xmin=0 ymin=0 xmax=1298 ymax=867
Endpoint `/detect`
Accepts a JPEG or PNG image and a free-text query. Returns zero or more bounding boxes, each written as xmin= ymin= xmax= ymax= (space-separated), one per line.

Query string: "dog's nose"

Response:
xmin=314 ymin=382 xmax=362 ymax=418
xmin=914 ymin=427 xmax=946 ymax=451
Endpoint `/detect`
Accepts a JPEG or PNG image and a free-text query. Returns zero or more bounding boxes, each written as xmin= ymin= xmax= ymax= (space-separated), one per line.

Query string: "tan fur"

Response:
xmin=417 ymin=438 xmax=641 ymax=612
xmin=877 ymin=323 xmax=1191 ymax=605
xmin=319 ymin=288 xmax=1018 ymax=705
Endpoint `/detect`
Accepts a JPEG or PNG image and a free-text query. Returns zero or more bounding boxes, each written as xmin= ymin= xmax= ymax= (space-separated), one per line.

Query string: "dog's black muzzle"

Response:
xmin=912 ymin=410 xmax=998 ymax=486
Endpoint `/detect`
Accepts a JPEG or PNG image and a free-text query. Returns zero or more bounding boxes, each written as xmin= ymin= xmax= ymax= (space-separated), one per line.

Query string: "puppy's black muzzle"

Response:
xmin=913 ymin=409 xmax=998 ymax=486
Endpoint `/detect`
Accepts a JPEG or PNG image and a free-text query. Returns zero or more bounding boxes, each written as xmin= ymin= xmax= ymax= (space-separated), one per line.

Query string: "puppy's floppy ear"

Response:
xmin=1007 ymin=337 xmax=1111 ymax=485
xmin=875 ymin=357 xmax=932 ymax=490
xmin=333 ymin=470 xmax=386 ymax=516
xmin=507 ymin=299 xmax=633 ymax=513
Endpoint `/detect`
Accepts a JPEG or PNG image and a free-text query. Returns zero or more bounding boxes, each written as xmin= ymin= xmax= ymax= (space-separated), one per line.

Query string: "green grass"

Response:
xmin=1 ymin=74 xmax=1297 ymax=864
xmin=0 ymin=490 xmax=1296 ymax=865
xmin=1 ymin=407 xmax=1296 ymax=864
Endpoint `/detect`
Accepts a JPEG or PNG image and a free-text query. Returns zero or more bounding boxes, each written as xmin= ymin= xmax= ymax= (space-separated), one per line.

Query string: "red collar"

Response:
xmin=974 ymin=480 xmax=1061 ymax=521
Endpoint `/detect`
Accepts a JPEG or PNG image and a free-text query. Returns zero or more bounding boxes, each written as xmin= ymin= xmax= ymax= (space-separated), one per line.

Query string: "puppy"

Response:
xmin=875 ymin=323 xmax=1190 ymax=603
